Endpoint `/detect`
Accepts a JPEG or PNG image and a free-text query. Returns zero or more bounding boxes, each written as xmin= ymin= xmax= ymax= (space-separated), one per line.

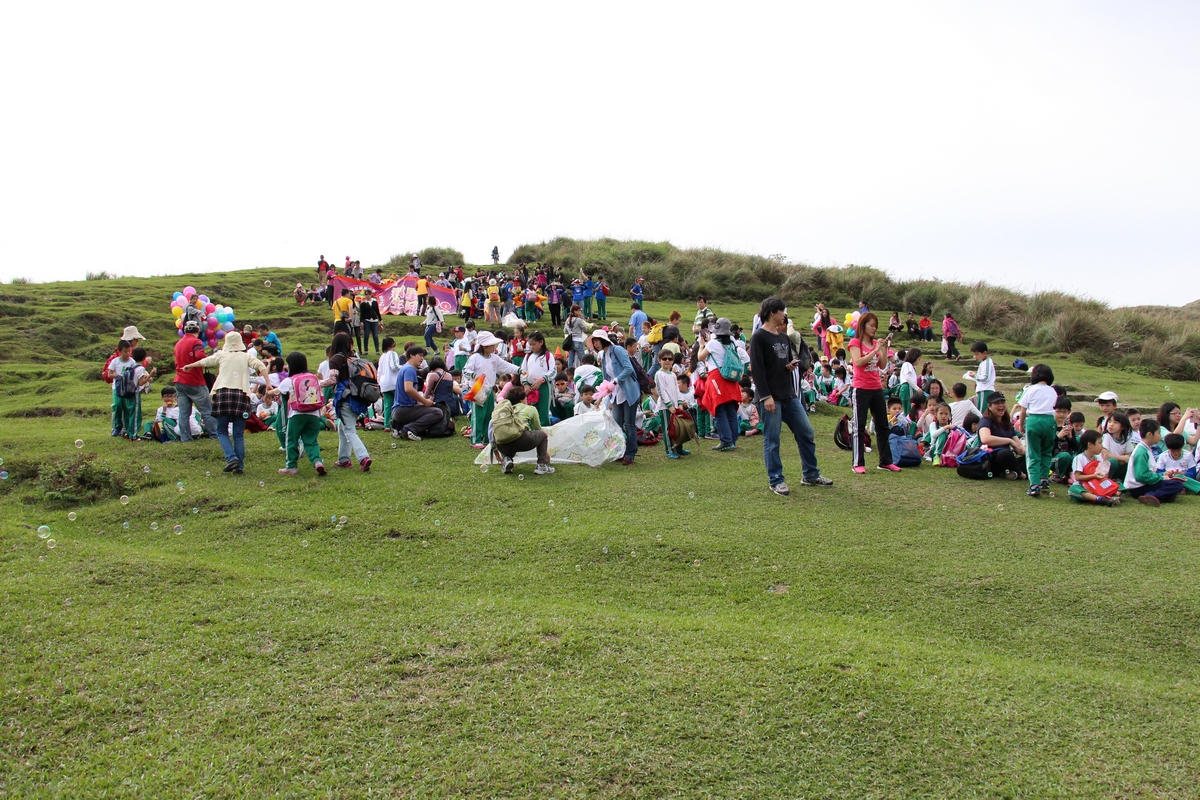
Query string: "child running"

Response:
xmin=277 ymin=352 xmax=326 ymax=476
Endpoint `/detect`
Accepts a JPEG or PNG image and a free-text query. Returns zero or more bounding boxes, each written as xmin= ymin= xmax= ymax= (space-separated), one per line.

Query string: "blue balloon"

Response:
xmin=172 ymin=292 xmax=183 ymax=301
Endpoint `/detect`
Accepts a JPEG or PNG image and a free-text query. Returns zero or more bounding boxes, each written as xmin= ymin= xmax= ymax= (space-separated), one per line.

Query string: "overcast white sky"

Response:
xmin=2 ymin=1 xmax=1197 ymax=307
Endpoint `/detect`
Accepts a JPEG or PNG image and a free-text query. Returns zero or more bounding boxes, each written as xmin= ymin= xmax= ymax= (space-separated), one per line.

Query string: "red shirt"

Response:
xmin=174 ymin=334 xmax=208 ymax=386
xmin=849 ymin=337 xmax=884 ymax=391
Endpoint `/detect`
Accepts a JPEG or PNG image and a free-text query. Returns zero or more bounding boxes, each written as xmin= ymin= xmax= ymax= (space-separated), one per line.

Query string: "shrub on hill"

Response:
xmin=377 ymin=248 xmax=465 ymax=270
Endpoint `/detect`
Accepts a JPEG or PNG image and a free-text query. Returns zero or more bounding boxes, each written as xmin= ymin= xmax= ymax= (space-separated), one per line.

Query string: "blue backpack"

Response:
xmin=889 ymin=434 xmax=923 ymax=467
xmin=717 ymin=342 xmax=745 ymax=383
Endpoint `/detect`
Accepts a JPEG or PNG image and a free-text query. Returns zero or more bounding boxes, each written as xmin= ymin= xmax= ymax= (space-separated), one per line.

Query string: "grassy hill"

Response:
xmin=1 ymin=267 xmax=1199 ymax=795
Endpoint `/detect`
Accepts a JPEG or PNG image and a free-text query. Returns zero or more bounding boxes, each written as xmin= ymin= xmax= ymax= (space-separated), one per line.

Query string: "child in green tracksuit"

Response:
xmin=1122 ymin=420 xmax=1186 ymax=506
xmin=1051 ymin=407 xmax=1085 ymax=482
xmin=1015 ymin=364 xmax=1058 ymax=498
xmin=276 ymin=352 xmax=326 ymax=476
xmin=1067 ymin=431 xmax=1122 ymax=507
xmin=969 ymin=341 xmax=996 ymax=411
xmin=110 ymin=341 xmax=148 ymax=441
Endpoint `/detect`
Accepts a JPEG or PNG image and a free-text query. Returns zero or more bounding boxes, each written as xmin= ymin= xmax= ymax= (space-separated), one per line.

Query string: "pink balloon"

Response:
xmin=183 ymin=286 xmax=196 ymax=297
xmin=207 ymin=316 xmax=219 ymax=328
xmin=204 ymin=303 xmax=216 ymax=314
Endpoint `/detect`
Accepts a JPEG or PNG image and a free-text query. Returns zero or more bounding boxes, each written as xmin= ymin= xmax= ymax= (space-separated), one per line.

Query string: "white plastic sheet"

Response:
xmin=501 ymin=312 xmax=524 ymax=328
xmin=473 ymin=411 xmax=626 ymax=468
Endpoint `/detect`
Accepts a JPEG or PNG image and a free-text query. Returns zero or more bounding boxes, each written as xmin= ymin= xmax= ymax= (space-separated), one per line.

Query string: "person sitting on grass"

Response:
xmin=1101 ymin=412 xmax=1134 ymax=482
xmin=492 ymin=384 xmax=555 ymax=475
xmin=390 ymin=345 xmax=445 ymax=442
xmin=1068 ymin=431 xmax=1122 ymax=507
xmin=143 ymin=385 xmax=203 ymax=442
xmin=977 ymin=392 xmax=1026 ymax=480
xmin=1051 ymin=409 xmax=1086 ymax=484
xmin=1159 ymin=433 xmax=1200 ymax=493
xmin=1121 ymin=419 xmax=1186 ymax=507
xmin=737 ymin=386 xmax=762 ymax=436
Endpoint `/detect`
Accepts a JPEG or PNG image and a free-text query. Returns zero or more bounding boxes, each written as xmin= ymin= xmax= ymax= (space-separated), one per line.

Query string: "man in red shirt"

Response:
xmin=174 ymin=320 xmax=215 ymax=442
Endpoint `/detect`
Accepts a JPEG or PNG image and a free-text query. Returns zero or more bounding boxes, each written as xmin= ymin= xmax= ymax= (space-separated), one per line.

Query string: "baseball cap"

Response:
xmin=1096 ymin=391 xmax=1119 ymax=402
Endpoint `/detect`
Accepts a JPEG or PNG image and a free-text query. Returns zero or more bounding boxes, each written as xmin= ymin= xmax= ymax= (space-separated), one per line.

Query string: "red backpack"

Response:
xmin=1081 ymin=459 xmax=1121 ymax=497
xmin=101 ymin=351 xmax=119 ymax=384
xmin=289 ymin=372 xmax=325 ymax=413
xmin=940 ymin=428 xmax=969 ymax=467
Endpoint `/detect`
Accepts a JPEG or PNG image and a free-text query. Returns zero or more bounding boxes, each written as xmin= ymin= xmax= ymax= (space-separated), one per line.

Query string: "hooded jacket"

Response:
xmin=193 ymin=332 xmax=268 ymax=397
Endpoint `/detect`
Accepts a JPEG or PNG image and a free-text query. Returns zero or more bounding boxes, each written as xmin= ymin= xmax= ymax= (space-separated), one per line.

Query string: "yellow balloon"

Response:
xmin=172 ymin=305 xmax=183 ymax=318
xmin=194 ymin=299 xmax=204 ymax=309
xmin=175 ymin=318 xmax=183 ymax=328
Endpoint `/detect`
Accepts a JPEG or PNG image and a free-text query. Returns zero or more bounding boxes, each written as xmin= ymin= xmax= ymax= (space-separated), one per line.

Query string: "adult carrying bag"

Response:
xmin=717 ymin=342 xmax=745 ymax=383
xmin=344 ymin=357 xmax=382 ymax=404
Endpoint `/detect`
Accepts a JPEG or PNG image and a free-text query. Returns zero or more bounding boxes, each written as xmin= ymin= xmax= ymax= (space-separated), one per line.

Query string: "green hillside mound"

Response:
xmin=1 ymin=268 xmax=1199 ymax=796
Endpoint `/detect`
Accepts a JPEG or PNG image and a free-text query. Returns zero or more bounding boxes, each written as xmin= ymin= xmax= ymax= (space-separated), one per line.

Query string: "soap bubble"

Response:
xmin=390 ymin=442 xmax=397 ymax=449
xmin=258 ymin=481 xmax=265 ymax=488
xmin=997 ymin=504 xmax=1005 ymax=511
xmin=434 ymin=520 xmax=441 ymax=526
xmin=37 ymin=525 xmax=51 ymax=538
xmin=518 ymin=474 xmax=525 ymax=481
xmin=688 ymin=492 xmax=695 ymax=500
xmin=205 ymin=471 xmax=211 ymax=478
xmin=331 ymin=515 xmax=337 ymax=523
xmin=480 ymin=464 xmax=489 ymax=473
xmin=339 ymin=515 xmax=347 ymax=524
xmin=562 ymin=517 xmax=569 ymax=524
xmin=46 ymin=539 xmax=56 ymax=549
xmin=264 ymin=280 xmax=272 ymax=288
xmin=150 ymin=522 xmax=159 ymax=531
xmin=575 ymin=564 xmax=581 ymax=571
xmin=178 ymin=486 xmax=185 ymax=494
xmin=986 ymin=472 xmax=993 ymax=479
xmin=177 ymin=481 xmax=184 ymax=487
xmin=242 ymin=412 xmax=250 ymax=419
xmin=0 ymin=472 xmax=7 ymax=481
xmin=1113 ymin=342 xmax=1120 ymax=349
xmin=422 ymin=541 xmax=429 ymax=548
xmin=656 ymin=534 xmax=662 ymax=542
xmin=1048 ymin=491 xmax=1056 ymax=498
xmin=548 ymin=500 xmax=555 ymax=508
xmin=120 ymin=495 xmax=129 ymax=505
xmin=630 ymin=550 xmax=637 ymax=558
xmin=191 ymin=507 xmax=198 ymax=514
xmin=1164 ymin=385 xmax=1170 ymax=391
xmin=142 ymin=465 xmax=150 ymax=474
xmin=301 ymin=540 xmax=309 ymax=548
xmin=122 ymin=522 xmax=130 ymax=530
xmin=74 ymin=439 xmax=84 ymax=449
xmin=173 ymin=525 xmax=182 ymax=535
xmin=67 ymin=512 xmax=77 ymax=522
xmin=693 ymin=559 xmax=701 ymax=567
xmin=602 ymin=546 xmax=609 ymax=554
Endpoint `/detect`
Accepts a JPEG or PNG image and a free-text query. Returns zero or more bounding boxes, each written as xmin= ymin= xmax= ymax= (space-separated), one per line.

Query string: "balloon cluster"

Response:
xmin=845 ymin=311 xmax=861 ymax=339
xmin=170 ymin=285 xmax=236 ymax=349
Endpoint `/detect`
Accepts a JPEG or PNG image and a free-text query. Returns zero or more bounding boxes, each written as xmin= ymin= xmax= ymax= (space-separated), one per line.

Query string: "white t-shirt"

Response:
xmin=574 ymin=364 xmax=603 ymax=391
xmin=1102 ymin=433 xmax=1133 ymax=457
xmin=654 ymin=367 xmax=682 ymax=412
xmin=704 ymin=339 xmax=749 ymax=373
xmin=1022 ymin=384 xmax=1058 ymax=415
xmin=377 ymin=350 xmax=401 ymax=392
xmin=950 ymin=399 xmax=975 ymax=428
xmin=973 ymin=357 xmax=996 ymax=392
xmin=1159 ymin=450 xmax=1196 ymax=472
xmin=1072 ymin=451 xmax=1103 ymax=476
xmin=317 ymin=359 xmax=331 ymax=381
xmin=899 ymin=362 xmax=919 ymax=390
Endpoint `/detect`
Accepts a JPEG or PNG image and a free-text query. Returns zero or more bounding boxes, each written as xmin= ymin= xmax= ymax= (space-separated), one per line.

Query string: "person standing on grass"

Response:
xmin=322 ymin=332 xmax=372 ymax=471
xmin=492 ymin=246 xmax=500 ymax=265
xmin=547 ymin=278 xmax=565 ymax=328
xmin=377 ymin=337 xmax=401 ymax=431
xmin=174 ymin=319 xmax=215 ymax=442
xmin=463 ymin=331 xmax=520 ymax=448
xmin=849 ymin=312 xmax=900 ymax=475
xmin=693 ymin=295 xmax=716 ymax=334
xmin=1013 ymin=364 xmax=1058 ymax=498
xmin=390 ymin=345 xmax=444 ymax=441
xmin=631 ymin=276 xmax=644 ymax=304
xmin=749 ymin=297 xmax=832 ymax=495
xmin=181 ymin=332 xmax=271 ymax=474
xmin=591 ymin=329 xmax=640 ymax=465
xmin=276 ymin=351 xmax=326 ymax=477
xmin=359 ymin=292 xmax=381 ymax=355
xmin=942 ymin=313 xmax=962 ymax=360
xmin=697 ymin=318 xmax=748 ymax=452
xmin=423 ymin=296 xmax=444 ymax=350
xmin=520 ymin=331 xmax=556 ymax=427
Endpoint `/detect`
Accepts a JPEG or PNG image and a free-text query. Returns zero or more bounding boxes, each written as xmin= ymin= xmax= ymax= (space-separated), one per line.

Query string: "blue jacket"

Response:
xmin=601 ymin=344 xmax=640 ymax=405
xmin=630 ymin=284 xmax=643 ymax=301
xmin=571 ymin=285 xmax=584 ymax=303
xmin=582 ymin=280 xmax=595 ymax=298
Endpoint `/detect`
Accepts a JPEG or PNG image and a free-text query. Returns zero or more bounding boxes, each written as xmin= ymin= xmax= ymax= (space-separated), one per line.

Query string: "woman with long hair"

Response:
xmin=520 ymin=331 xmax=556 ymax=427
xmin=978 ymin=393 xmax=1026 ymax=479
xmin=848 ymin=312 xmax=899 ymax=474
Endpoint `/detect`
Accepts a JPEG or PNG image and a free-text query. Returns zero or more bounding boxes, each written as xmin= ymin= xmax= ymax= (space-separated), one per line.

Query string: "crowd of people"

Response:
xmin=99 ymin=261 xmax=1200 ymax=505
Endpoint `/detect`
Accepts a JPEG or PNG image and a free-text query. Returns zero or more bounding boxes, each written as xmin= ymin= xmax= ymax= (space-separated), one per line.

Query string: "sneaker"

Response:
xmin=279 ymin=446 xmax=285 ymax=451
xmin=1137 ymin=495 xmax=1160 ymax=507
xmin=677 ymin=448 xmax=690 ymax=455
xmin=223 ymin=459 xmax=238 ymax=472
xmin=1040 ymin=479 xmax=1051 ymax=491
xmin=232 ymin=461 xmax=244 ymax=474
xmin=502 ymin=457 xmax=514 ymax=474
xmin=534 ymin=463 xmax=556 ymax=475
xmin=852 ymin=466 xmax=866 ymax=475
xmin=335 ymin=460 xmax=353 ymax=468
xmin=621 ymin=457 xmax=634 ymax=466
xmin=1027 ymin=485 xmax=1041 ymax=498
xmin=391 ymin=430 xmax=403 ymax=439
xmin=715 ymin=444 xmax=736 ymax=452
xmin=406 ymin=429 xmax=421 ymax=442
xmin=666 ymin=452 xmax=681 ymax=459
xmin=277 ymin=468 xmax=299 ymax=475
xmin=770 ymin=482 xmax=790 ymax=496
xmin=315 ymin=462 xmax=326 ymax=476
xmin=923 ymin=455 xmax=933 ymax=462
xmin=359 ymin=457 xmax=371 ymax=472
xmin=800 ymin=476 xmax=834 ymax=487
xmin=878 ymin=464 xmax=901 ymax=472
xmin=1097 ymin=496 xmax=1114 ymax=507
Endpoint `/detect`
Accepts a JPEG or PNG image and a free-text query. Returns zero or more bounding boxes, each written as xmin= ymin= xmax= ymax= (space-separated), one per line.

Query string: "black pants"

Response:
xmin=945 ymin=335 xmax=959 ymax=358
xmin=391 ymin=404 xmax=445 ymax=437
xmin=495 ymin=429 xmax=549 ymax=464
xmin=325 ymin=285 xmax=335 ymax=306
xmin=852 ymin=387 xmax=893 ymax=468
xmin=549 ymin=303 xmax=562 ymax=327
xmin=989 ymin=447 xmax=1024 ymax=478
xmin=362 ymin=320 xmax=380 ymax=354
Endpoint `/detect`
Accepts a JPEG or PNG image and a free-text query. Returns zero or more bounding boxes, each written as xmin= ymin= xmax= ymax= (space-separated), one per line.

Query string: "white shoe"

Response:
xmin=502 ymin=457 xmax=514 ymax=474
xmin=534 ymin=463 xmax=556 ymax=475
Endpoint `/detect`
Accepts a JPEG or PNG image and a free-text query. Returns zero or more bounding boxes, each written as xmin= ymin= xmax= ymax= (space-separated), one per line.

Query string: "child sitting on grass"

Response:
xmin=886 ymin=396 xmax=907 ymax=435
xmin=737 ymin=387 xmax=761 ymax=436
xmin=1102 ymin=412 xmax=1134 ymax=482
xmin=1068 ymin=431 xmax=1122 ymax=507
xmin=574 ymin=384 xmax=599 ymax=416
xmin=924 ymin=402 xmax=954 ymax=464
xmin=1051 ymin=409 xmax=1086 ymax=483
xmin=551 ymin=372 xmax=576 ymax=421
xmin=1122 ymin=419 xmax=1186 ymax=506
xmin=143 ymin=385 xmax=203 ymax=442
xmin=1159 ymin=432 xmax=1200 ymax=493
xmin=1126 ymin=408 xmax=1144 ymax=445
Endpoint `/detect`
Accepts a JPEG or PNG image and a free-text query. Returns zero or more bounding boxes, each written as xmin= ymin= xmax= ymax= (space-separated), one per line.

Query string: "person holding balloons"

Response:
xmin=181 ymin=331 xmax=271 ymax=473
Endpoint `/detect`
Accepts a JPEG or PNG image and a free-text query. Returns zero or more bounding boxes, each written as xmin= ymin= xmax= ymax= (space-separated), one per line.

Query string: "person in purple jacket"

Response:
xmin=942 ymin=313 xmax=962 ymax=361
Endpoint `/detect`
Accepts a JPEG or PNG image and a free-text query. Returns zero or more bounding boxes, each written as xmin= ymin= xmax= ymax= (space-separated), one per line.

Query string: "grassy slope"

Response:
xmin=2 ymin=268 xmax=1199 ymax=796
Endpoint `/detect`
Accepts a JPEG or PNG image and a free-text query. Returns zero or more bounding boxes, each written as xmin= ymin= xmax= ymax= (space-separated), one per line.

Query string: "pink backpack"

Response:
xmin=940 ymin=427 xmax=968 ymax=467
xmin=289 ymin=372 xmax=325 ymax=413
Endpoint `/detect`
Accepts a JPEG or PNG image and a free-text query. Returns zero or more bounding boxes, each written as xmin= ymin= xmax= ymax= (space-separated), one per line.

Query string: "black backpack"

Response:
xmin=631 ymin=358 xmax=653 ymax=396
xmin=955 ymin=447 xmax=994 ymax=480
xmin=833 ymin=414 xmax=871 ymax=451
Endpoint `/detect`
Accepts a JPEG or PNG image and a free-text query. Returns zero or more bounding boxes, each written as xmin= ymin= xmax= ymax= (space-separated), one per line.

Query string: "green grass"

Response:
xmin=2 ymin=268 xmax=1200 ymax=796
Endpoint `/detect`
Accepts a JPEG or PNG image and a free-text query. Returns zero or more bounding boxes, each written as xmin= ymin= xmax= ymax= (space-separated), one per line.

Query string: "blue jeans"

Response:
xmin=567 ymin=339 xmax=584 ymax=369
xmin=424 ymin=324 xmax=437 ymax=350
xmin=214 ymin=414 xmax=246 ymax=465
xmin=758 ymin=397 xmax=820 ymax=486
xmin=713 ymin=400 xmax=739 ymax=447
xmin=175 ymin=382 xmax=215 ymax=442
xmin=611 ymin=400 xmax=638 ymax=460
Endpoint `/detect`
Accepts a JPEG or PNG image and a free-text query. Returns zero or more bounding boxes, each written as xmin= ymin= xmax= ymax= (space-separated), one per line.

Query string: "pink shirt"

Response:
xmin=848 ymin=337 xmax=884 ymax=391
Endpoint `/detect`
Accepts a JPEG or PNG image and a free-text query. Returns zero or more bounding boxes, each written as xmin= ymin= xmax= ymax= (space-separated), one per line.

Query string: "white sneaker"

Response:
xmin=534 ymin=463 xmax=556 ymax=475
xmin=502 ymin=457 xmax=514 ymax=474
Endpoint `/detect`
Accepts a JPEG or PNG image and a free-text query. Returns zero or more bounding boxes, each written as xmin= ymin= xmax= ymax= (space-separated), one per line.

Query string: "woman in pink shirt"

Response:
xmin=848 ymin=312 xmax=901 ymax=474
xmin=941 ymin=313 xmax=962 ymax=361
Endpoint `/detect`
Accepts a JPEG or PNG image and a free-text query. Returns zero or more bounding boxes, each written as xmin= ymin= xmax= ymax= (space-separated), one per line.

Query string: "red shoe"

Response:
xmin=852 ymin=466 xmax=866 ymax=475
xmin=878 ymin=464 xmax=902 ymax=472
xmin=335 ymin=460 xmax=353 ymax=469
xmin=359 ymin=457 xmax=372 ymax=472
xmin=315 ymin=462 xmax=326 ymax=476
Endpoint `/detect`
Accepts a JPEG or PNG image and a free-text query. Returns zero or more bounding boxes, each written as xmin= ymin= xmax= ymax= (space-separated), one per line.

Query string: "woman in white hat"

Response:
xmin=590 ymin=329 xmax=641 ymax=465
xmin=181 ymin=331 xmax=271 ymax=473
xmin=463 ymin=331 xmax=520 ymax=448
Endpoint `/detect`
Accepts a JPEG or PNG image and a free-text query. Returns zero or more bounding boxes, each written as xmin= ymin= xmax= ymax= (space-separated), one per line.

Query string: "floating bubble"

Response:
xmin=74 ymin=439 xmax=84 ymax=449
xmin=986 ymin=472 xmax=993 ymax=479
xmin=339 ymin=515 xmax=348 ymax=524
xmin=1113 ymin=342 xmax=1120 ymax=349
xmin=258 ymin=481 xmax=265 ymax=488
xmin=264 ymin=280 xmax=272 ymax=288
xmin=178 ymin=486 xmax=185 ymax=494
xmin=177 ymin=481 xmax=185 ymax=487
xmin=205 ymin=471 xmax=211 ymax=478
xmin=120 ymin=495 xmax=129 ymax=505
xmin=331 ymin=515 xmax=337 ymax=523
xmin=602 ymin=546 xmax=609 ymax=554
xmin=422 ymin=541 xmax=429 ymax=548
xmin=191 ymin=507 xmax=199 ymax=514
xmin=1048 ymin=491 xmax=1055 ymax=498
xmin=656 ymin=534 xmax=662 ymax=542
xmin=37 ymin=525 xmax=51 ymax=538
xmin=150 ymin=522 xmax=159 ymax=531
xmin=518 ymin=474 xmax=525 ymax=481
xmin=390 ymin=442 xmax=397 ymax=449
xmin=173 ymin=524 xmax=182 ymax=535
xmin=630 ymin=550 xmax=637 ymax=558
xmin=0 ymin=472 xmax=7 ymax=481
xmin=693 ymin=559 xmax=701 ymax=567
xmin=562 ymin=517 xmax=569 ymax=524
xmin=434 ymin=520 xmax=441 ymax=526
xmin=575 ymin=564 xmax=581 ymax=571
xmin=67 ymin=512 xmax=77 ymax=522
xmin=688 ymin=492 xmax=695 ymax=500
xmin=548 ymin=500 xmax=555 ymax=508
xmin=997 ymin=504 xmax=1005 ymax=511
xmin=142 ymin=465 xmax=150 ymax=474
xmin=122 ymin=522 xmax=130 ymax=530
xmin=772 ymin=564 xmax=779 ymax=571
xmin=0 ymin=457 xmax=3 ymax=465
xmin=480 ymin=464 xmax=489 ymax=474
xmin=242 ymin=412 xmax=250 ymax=420
xmin=1164 ymin=385 xmax=1170 ymax=391
xmin=46 ymin=539 xmax=56 ymax=549
xmin=301 ymin=540 xmax=309 ymax=548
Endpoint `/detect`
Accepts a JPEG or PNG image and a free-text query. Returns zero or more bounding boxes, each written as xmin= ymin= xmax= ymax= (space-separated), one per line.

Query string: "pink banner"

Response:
xmin=330 ymin=275 xmax=457 ymax=316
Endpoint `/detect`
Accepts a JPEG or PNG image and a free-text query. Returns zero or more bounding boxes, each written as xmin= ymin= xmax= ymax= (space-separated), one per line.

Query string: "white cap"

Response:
xmin=1096 ymin=391 xmax=1119 ymax=402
